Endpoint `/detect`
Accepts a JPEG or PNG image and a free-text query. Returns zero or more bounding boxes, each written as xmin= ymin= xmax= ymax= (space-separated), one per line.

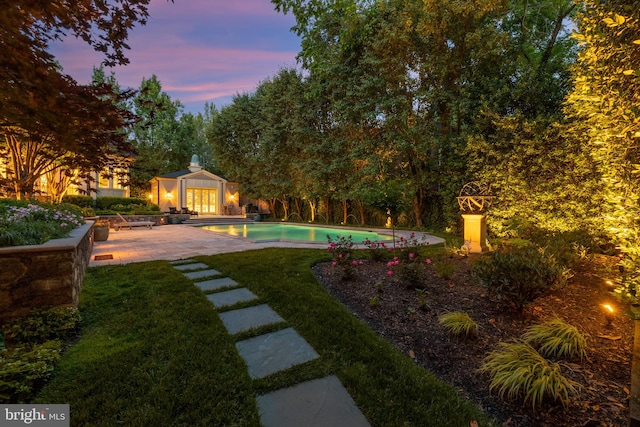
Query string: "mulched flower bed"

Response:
xmin=312 ymin=253 xmax=633 ymax=427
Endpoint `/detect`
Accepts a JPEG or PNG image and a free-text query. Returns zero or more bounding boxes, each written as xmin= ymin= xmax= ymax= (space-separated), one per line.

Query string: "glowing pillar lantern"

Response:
xmin=457 ymin=182 xmax=493 ymax=254
xmin=461 ymin=214 xmax=488 ymax=253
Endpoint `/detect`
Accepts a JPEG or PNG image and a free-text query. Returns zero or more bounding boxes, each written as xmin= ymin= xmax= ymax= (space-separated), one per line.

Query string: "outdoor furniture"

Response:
xmin=114 ymin=213 xmax=154 ymax=231
xmin=168 ymin=206 xmax=178 ymax=214
xmin=181 ymin=207 xmax=198 ymax=217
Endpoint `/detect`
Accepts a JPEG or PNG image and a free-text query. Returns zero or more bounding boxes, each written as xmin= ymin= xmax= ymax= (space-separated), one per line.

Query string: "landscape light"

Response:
xmin=603 ymin=304 xmax=614 ymax=325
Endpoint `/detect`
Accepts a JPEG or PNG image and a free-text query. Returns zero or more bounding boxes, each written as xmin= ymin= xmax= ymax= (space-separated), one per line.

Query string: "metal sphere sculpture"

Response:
xmin=457 ymin=182 xmax=494 ymax=213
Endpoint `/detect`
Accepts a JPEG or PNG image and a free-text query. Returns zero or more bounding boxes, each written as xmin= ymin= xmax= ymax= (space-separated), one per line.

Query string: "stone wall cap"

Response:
xmin=0 ymin=222 xmax=93 ymax=255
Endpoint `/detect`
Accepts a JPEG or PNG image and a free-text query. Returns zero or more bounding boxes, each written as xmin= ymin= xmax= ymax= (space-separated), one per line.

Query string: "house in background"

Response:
xmin=149 ymin=154 xmax=239 ymax=215
xmin=0 ymin=154 xmax=131 ymax=202
xmin=69 ymin=155 xmax=133 ymax=199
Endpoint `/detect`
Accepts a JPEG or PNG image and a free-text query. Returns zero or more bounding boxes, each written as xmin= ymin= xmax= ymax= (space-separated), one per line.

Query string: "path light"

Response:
xmin=603 ymin=304 xmax=615 ymax=326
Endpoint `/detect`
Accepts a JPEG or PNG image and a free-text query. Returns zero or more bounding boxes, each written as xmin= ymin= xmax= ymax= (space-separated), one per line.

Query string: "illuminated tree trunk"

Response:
xmin=308 ymin=199 xmax=316 ymax=222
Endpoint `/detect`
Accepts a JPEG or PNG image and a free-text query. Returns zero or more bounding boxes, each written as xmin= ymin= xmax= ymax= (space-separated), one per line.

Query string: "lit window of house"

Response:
xmin=98 ymin=170 xmax=111 ymax=188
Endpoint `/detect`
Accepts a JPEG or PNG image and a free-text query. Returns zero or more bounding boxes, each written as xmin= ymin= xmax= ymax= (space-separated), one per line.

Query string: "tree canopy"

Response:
xmin=1 ymin=0 xmax=168 ymax=199
xmin=564 ymin=0 xmax=640 ymax=300
xmin=208 ymin=0 xmax=579 ymax=227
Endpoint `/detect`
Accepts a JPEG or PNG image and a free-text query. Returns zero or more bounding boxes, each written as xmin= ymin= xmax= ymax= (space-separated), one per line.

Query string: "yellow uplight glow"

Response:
xmin=165 ymin=192 xmax=173 ymax=199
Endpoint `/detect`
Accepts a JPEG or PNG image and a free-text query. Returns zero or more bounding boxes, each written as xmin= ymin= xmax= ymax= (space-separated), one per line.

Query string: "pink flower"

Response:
xmin=425 ymin=258 xmax=432 ymax=264
xmin=352 ymin=260 xmax=358 ymax=266
xmin=359 ymin=261 xmax=364 ymax=265
xmin=332 ymin=261 xmax=337 ymax=267
xmin=393 ymin=256 xmax=398 ymax=261
xmin=409 ymin=253 xmax=415 ymax=258
xmin=387 ymin=261 xmax=394 ymax=267
xmin=387 ymin=270 xmax=394 ymax=275
xmin=339 ymin=254 xmax=343 ymax=258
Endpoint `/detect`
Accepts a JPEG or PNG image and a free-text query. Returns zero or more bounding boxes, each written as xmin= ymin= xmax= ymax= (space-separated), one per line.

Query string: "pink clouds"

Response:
xmin=49 ymin=0 xmax=300 ymax=114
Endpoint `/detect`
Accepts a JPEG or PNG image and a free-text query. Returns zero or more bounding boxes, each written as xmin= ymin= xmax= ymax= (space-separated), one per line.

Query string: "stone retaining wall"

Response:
xmin=0 ymin=222 xmax=93 ymax=324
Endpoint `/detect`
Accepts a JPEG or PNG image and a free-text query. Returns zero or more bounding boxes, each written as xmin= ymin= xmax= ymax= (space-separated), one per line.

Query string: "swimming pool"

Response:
xmin=200 ymin=223 xmax=394 ymax=243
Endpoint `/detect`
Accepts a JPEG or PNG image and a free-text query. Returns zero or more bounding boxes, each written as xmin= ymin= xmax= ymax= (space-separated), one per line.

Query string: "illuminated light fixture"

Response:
xmin=603 ymin=304 xmax=614 ymax=326
xmin=229 ymin=194 xmax=235 ymax=200
xmin=166 ymin=192 xmax=173 ymax=199
xmin=148 ymin=193 xmax=153 ymax=199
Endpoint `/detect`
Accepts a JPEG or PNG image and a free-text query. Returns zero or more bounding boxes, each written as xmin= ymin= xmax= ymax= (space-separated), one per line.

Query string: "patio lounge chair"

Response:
xmin=168 ymin=206 xmax=178 ymax=214
xmin=114 ymin=213 xmax=154 ymax=231
xmin=181 ymin=207 xmax=198 ymax=217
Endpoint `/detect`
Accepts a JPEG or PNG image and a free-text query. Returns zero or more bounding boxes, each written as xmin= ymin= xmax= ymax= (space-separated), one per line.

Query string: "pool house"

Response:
xmin=149 ymin=155 xmax=239 ymax=215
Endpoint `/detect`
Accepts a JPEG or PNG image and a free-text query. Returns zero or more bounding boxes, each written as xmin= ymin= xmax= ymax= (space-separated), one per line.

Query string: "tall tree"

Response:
xmin=1 ymin=1 xmax=164 ymax=199
xmin=565 ymin=0 xmax=640 ymax=300
xmin=128 ymin=75 xmax=184 ymax=195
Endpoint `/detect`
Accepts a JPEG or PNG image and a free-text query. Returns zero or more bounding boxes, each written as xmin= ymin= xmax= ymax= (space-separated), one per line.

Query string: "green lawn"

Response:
xmin=36 ymin=248 xmax=495 ymax=426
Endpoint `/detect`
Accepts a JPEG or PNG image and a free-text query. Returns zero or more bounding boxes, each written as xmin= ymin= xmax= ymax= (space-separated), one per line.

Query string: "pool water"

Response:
xmin=200 ymin=223 xmax=394 ymax=243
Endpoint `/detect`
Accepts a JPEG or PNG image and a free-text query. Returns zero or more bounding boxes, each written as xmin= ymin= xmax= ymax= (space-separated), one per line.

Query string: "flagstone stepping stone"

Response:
xmin=195 ymin=277 xmax=237 ymax=292
xmin=169 ymin=259 xmax=195 ymax=265
xmin=235 ymin=327 xmax=319 ymax=379
xmin=256 ymin=375 xmax=371 ymax=427
xmin=173 ymin=262 xmax=209 ymax=271
xmin=219 ymin=304 xmax=285 ymax=334
xmin=183 ymin=268 xmax=221 ymax=280
xmin=207 ymin=288 xmax=257 ymax=308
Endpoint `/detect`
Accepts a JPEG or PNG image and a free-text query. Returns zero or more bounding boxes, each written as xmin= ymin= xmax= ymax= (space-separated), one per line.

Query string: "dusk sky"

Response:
xmin=51 ymin=0 xmax=301 ymax=115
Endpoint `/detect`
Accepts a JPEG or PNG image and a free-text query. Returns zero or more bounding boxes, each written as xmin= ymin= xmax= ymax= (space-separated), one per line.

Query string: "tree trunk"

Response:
xmin=308 ymin=199 xmax=316 ymax=222
xmin=279 ymin=197 xmax=289 ymax=220
xmin=342 ymin=200 xmax=348 ymax=224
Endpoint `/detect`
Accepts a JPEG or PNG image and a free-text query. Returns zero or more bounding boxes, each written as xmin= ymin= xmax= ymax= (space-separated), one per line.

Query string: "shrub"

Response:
xmin=397 ymin=253 xmax=428 ymax=287
xmin=522 ymin=318 xmax=588 ymax=361
xmin=0 ymin=341 xmax=61 ymax=403
xmin=386 ymin=254 xmax=433 ymax=288
xmin=363 ymin=238 xmax=390 ymax=261
xmin=61 ymin=195 xmax=94 ymax=208
xmin=96 ymin=196 xmax=145 ymax=210
xmin=0 ymin=307 xmax=79 ymax=403
xmin=0 ymin=201 xmax=84 ymax=247
xmin=327 ymin=235 xmax=360 ymax=280
xmin=479 ymin=340 xmax=579 ymax=410
xmin=2 ymin=307 xmax=80 ymax=346
xmin=415 ymin=288 xmax=429 ymax=310
xmin=473 ymin=247 xmax=566 ymax=312
xmin=433 ymin=257 xmax=457 ymax=280
xmin=438 ymin=312 xmax=478 ymax=337
xmin=80 ymin=207 xmax=96 ymax=217
xmin=394 ymin=232 xmax=429 ymax=260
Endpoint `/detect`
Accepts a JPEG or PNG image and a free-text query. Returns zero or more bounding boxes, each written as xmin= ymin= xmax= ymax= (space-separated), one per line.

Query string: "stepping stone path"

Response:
xmin=195 ymin=277 xmax=237 ymax=292
xmin=207 ymin=288 xmax=257 ymax=308
xmin=219 ymin=304 xmax=284 ymax=334
xmin=172 ymin=261 xmax=371 ymax=427
xmin=236 ymin=327 xmax=319 ymax=379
